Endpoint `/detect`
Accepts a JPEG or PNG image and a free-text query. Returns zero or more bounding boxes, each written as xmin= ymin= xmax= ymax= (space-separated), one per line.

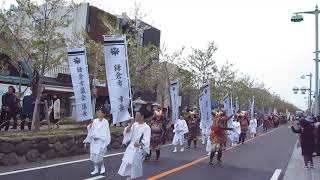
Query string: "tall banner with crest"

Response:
xmin=103 ymin=35 xmax=132 ymax=124
xmin=170 ymin=80 xmax=179 ymax=124
xmin=202 ymin=85 xmax=212 ymax=128
xmin=67 ymin=47 xmax=93 ymax=122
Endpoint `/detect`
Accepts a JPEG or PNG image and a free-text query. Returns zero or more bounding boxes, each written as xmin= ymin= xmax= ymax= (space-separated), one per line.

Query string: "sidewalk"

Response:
xmin=283 ymin=140 xmax=320 ymax=180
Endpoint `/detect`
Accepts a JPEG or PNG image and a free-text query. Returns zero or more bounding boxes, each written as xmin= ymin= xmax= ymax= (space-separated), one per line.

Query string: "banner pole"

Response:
xmin=124 ymin=36 xmax=134 ymax=118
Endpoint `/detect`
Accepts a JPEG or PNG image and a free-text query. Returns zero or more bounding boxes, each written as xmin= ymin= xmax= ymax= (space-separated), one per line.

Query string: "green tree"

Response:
xmin=184 ymin=41 xmax=218 ymax=89
xmin=0 ymin=0 xmax=76 ymax=131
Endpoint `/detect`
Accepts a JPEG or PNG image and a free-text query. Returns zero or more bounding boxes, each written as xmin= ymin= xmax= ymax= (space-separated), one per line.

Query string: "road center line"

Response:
xmin=270 ymin=169 xmax=282 ymax=180
xmin=83 ymin=175 xmax=105 ymax=180
xmin=146 ymin=127 xmax=280 ymax=180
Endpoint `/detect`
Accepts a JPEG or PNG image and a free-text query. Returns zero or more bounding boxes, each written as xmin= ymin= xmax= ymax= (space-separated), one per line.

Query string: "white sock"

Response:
xmin=173 ymin=147 xmax=177 ymax=152
xmin=100 ymin=163 xmax=105 ymax=174
xmin=91 ymin=165 xmax=98 ymax=175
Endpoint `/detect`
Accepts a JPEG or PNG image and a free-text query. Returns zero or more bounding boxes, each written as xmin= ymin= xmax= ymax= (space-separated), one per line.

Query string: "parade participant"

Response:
xmin=206 ymin=111 xmax=219 ymax=155
xmin=263 ymin=116 xmax=270 ymax=132
xmin=83 ymin=109 xmax=111 ymax=175
xmin=208 ymin=111 xmax=232 ymax=165
xmin=200 ymin=119 xmax=210 ymax=145
xmin=146 ymin=110 xmax=164 ymax=161
xmin=0 ymin=86 xmax=18 ymax=131
xmin=239 ymin=111 xmax=249 ymax=145
xmin=172 ymin=116 xmax=189 ymax=153
xmin=230 ymin=115 xmax=241 ymax=147
xmin=249 ymin=115 xmax=258 ymax=138
xmin=186 ymin=111 xmax=199 ymax=149
xmin=118 ymin=110 xmax=151 ymax=180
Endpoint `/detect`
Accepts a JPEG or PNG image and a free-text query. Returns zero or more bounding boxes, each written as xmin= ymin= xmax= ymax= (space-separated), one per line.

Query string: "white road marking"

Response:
xmin=83 ymin=175 xmax=105 ymax=180
xmin=0 ymin=152 xmax=124 ymax=176
xmin=270 ymin=169 xmax=282 ymax=180
xmin=0 ymin=144 xmax=174 ymax=177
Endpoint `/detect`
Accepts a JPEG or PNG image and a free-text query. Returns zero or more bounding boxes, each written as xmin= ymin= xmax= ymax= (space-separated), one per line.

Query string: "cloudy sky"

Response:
xmin=3 ymin=0 xmax=320 ymax=110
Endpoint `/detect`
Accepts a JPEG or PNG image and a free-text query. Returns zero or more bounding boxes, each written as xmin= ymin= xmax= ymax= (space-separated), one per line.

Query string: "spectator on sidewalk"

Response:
xmin=21 ymin=91 xmax=35 ymax=130
xmin=291 ymin=116 xmax=315 ymax=169
xmin=0 ymin=86 xmax=19 ymax=131
xmin=314 ymin=116 xmax=320 ymax=156
xmin=49 ymin=94 xmax=61 ymax=129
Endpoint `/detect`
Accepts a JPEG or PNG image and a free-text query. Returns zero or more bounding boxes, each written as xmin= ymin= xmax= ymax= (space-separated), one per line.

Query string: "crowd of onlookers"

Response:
xmin=291 ymin=114 xmax=320 ymax=169
xmin=0 ymin=86 xmax=61 ymax=131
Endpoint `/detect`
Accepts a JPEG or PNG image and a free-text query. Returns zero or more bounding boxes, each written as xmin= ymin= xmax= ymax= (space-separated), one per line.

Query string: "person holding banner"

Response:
xmin=118 ymin=110 xmax=151 ymax=180
xmin=186 ymin=111 xmax=200 ymax=149
xmin=146 ymin=111 xmax=164 ymax=161
xmin=83 ymin=109 xmax=111 ymax=175
xmin=249 ymin=114 xmax=258 ymax=138
xmin=172 ymin=116 xmax=189 ymax=153
xmin=208 ymin=111 xmax=233 ymax=165
xmin=239 ymin=111 xmax=249 ymax=145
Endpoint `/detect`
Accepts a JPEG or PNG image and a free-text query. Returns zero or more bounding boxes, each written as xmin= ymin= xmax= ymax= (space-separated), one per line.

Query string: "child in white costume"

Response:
xmin=83 ymin=109 xmax=111 ymax=175
xmin=172 ymin=117 xmax=189 ymax=153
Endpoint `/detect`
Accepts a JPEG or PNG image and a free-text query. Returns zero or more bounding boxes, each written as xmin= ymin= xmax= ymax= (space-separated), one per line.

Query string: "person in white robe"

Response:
xmin=118 ymin=111 xmax=151 ymax=180
xmin=122 ymin=122 xmax=133 ymax=145
xmin=249 ymin=116 xmax=258 ymax=138
xmin=172 ymin=117 xmax=189 ymax=153
xmin=230 ymin=119 xmax=241 ymax=146
xmin=200 ymin=121 xmax=210 ymax=145
xmin=83 ymin=109 xmax=111 ymax=175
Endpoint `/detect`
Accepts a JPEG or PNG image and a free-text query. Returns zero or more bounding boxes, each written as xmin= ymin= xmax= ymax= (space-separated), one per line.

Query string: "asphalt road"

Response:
xmin=0 ymin=125 xmax=297 ymax=180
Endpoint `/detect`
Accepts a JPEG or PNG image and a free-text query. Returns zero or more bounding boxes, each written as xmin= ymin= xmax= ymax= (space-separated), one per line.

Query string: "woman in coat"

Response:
xmin=49 ymin=95 xmax=61 ymax=128
xmin=291 ymin=116 xmax=315 ymax=169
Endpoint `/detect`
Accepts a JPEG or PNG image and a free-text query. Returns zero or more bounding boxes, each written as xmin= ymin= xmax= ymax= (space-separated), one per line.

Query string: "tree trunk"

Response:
xmin=31 ymin=81 xmax=43 ymax=132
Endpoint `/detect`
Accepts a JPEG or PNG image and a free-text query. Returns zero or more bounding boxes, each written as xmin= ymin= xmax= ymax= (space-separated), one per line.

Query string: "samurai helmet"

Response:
xmin=155 ymin=110 xmax=163 ymax=117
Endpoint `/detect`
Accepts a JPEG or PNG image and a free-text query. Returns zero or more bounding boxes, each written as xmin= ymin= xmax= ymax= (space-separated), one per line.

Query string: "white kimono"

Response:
xmin=200 ymin=121 xmax=210 ymax=144
xmin=230 ymin=121 xmax=241 ymax=143
xmin=118 ymin=122 xmax=151 ymax=179
xmin=249 ymin=119 xmax=258 ymax=134
xmin=83 ymin=118 xmax=111 ymax=163
xmin=172 ymin=119 xmax=189 ymax=146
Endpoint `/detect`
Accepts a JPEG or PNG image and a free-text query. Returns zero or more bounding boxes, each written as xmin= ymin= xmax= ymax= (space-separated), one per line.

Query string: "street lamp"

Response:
xmin=291 ymin=5 xmax=320 ymax=116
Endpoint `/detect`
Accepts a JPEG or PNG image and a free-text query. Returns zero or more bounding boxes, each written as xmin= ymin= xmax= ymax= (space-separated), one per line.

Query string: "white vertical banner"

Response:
xmin=223 ymin=95 xmax=233 ymax=118
xmin=67 ymin=47 xmax=93 ymax=122
xmin=170 ymin=80 xmax=179 ymax=124
xmin=202 ymin=85 xmax=212 ymax=128
xmin=251 ymin=96 xmax=255 ymax=119
xmin=199 ymin=93 xmax=205 ymax=127
xmin=103 ymin=35 xmax=131 ymax=124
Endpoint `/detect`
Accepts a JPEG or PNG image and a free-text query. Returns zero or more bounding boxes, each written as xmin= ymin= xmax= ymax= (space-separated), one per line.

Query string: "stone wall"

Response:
xmin=0 ymin=132 xmax=123 ymax=166
xmin=0 ymin=129 xmax=173 ymax=166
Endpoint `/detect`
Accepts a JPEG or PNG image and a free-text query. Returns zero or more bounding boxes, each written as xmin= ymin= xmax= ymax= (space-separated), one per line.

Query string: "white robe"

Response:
xmin=83 ymin=118 xmax=111 ymax=163
xmin=118 ymin=122 xmax=151 ymax=179
xmin=122 ymin=127 xmax=132 ymax=145
xmin=172 ymin=119 xmax=189 ymax=146
xmin=230 ymin=121 xmax=240 ymax=143
xmin=249 ymin=119 xmax=258 ymax=134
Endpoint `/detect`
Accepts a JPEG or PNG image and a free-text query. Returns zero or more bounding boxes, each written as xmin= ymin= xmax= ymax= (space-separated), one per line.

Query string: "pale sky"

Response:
xmin=3 ymin=0 xmax=320 ymax=110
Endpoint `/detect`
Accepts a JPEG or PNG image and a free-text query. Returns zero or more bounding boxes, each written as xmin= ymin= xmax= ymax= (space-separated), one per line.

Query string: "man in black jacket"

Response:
xmin=21 ymin=91 xmax=35 ymax=130
xmin=1 ymin=86 xmax=18 ymax=131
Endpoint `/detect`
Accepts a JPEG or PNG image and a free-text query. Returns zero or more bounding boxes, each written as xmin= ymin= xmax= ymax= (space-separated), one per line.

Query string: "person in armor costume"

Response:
xmin=146 ymin=110 xmax=164 ymax=161
xmin=186 ymin=111 xmax=200 ymax=149
xmin=209 ymin=111 xmax=233 ymax=165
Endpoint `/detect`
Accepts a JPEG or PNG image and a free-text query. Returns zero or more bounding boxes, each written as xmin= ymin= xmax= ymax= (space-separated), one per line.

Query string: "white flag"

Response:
xmin=103 ymin=35 xmax=131 ymax=124
xmin=202 ymin=85 xmax=212 ymax=128
xmin=223 ymin=95 xmax=233 ymax=117
xmin=67 ymin=47 xmax=93 ymax=122
xmin=251 ymin=96 xmax=255 ymax=119
xmin=170 ymin=81 xmax=179 ymax=124
xmin=199 ymin=93 xmax=205 ymax=128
